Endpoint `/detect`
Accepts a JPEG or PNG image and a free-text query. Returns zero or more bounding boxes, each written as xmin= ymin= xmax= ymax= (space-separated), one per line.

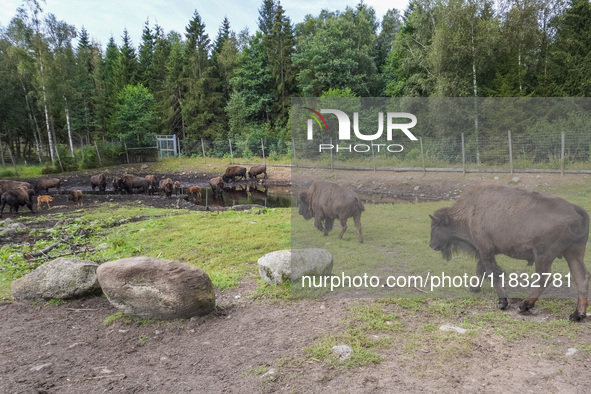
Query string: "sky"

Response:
xmin=0 ymin=0 xmax=409 ymax=49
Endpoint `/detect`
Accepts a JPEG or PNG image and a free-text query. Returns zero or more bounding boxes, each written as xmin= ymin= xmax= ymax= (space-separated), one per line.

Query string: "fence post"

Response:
xmin=177 ymin=135 xmax=181 ymax=166
xmin=420 ymin=137 xmax=425 ymax=173
xmin=330 ymin=137 xmax=333 ymax=170
xmin=561 ymin=131 xmax=565 ymax=177
xmin=94 ymin=141 xmax=102 ymax=167
xmin=123 ymin=140 xmax=130 ymax=164
xmin=292 ymin=137 xmax=297 ymax=168
xmin=229 ymin=139 xmax=234 ymax=164
xmin=201 ymin=138 xmax=206 ymax=164
xmin=461 ymin=133 xmax=466 ymax=175
xmin=0 ymin=136 xmax=5 ymax=167
xmin=508 ymin=130 xmax=513 ymax=174
xmin=371 ymin=144 xmax=376 ymax=172
xmin=261 ymin=138 xmax=266 ymax=165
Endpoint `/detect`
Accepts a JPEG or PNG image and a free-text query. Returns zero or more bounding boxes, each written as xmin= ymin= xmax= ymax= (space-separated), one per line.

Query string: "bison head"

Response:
xmin=429 ymin=209 xmax=453 ymax=260
xmin=298 ymin=191 xmax=313 ymax=220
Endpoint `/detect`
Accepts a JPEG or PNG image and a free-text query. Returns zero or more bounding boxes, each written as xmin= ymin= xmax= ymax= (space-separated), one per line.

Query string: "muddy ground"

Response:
xmin=1 ymin=164 xmax=591 ymax=393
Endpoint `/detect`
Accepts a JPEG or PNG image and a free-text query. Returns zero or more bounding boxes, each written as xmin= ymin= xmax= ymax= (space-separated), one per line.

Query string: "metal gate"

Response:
xmin=156 ymin=135 xmax=178 ymax=159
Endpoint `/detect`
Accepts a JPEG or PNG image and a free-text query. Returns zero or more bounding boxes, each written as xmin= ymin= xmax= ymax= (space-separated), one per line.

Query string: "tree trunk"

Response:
xmin=21 ymin=80 xmax=43 ymax=164
xmin=63 ymin=95 xmax=74 ymax=156
xmin=471 ymin=15 xmax=480 ymax=165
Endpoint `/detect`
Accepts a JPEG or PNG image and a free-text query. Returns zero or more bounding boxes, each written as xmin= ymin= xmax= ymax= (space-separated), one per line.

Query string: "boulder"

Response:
xmin=1 ymin=222 xmax=26 ymax=235
xmin=97 ymin=257 xmax=215 ymax=320
xmin=11 ymin=258 xmax=100 ymax=300
xmin=258 ymin=248 xmax=333 ymax=285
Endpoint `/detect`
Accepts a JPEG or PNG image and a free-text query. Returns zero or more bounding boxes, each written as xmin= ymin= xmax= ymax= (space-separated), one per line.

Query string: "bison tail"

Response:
xmin=571 ymin=205 xmax=590 ymax=244
xmin=355 ymin=198 xmax=365 ymax=212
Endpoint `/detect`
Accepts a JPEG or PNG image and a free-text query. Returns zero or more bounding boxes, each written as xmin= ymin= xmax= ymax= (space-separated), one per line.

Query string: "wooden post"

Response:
xmin=261 ymin=138 xmax=266 ymax=165
xmin=371 ymin=143 xmax=376 ymax=172
xmin=292 ymin=137 xmax=297 ymax=168
xmin=123 ymin=140 xmax=130 ymax=164
xmin=461 ymin=133 xmax=466 ymax=175
xmin=201 ymin=138 xmax=206 ymax=164
xmin=420 ymin=137 xmax=425 ymax=173
xmin=561 ymin=131 xmax=565 ymax=177
xmin=229 ymin=139 xmax=234 ymax=164
xmin=508 ymin=130 xmax=513 ymax=174
xmin=94 ymin=141 xmax=102 ymax=167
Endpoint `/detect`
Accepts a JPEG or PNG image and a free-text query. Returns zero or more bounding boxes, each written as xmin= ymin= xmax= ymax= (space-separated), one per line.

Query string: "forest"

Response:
xmin=0 ymin=0 xmax=589 ymax=168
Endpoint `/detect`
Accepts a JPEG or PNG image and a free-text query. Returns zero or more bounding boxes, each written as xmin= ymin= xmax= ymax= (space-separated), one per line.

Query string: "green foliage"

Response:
xmin=112 ymin=84 xmax=159 ymax=144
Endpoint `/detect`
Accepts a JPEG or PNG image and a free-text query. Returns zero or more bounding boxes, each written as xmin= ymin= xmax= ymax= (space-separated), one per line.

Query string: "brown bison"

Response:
xmin=118 ymin=174 xmax=150 ymax=194
xmin=145 ymin=175 xmax=157 ymax=193
xmin=298 ymin=181 xmax=365 ymax=243
xmin=159 ymin=178 xmax=173 ymax=197
xmin=90 ymin=173 xmax=107 ymax=192
xmin=36 ymin=195 xmax=53 ymax=210
xmin=187 ymin=186 xmax=202 ymax=200
xmin=222 ymin=166 xmax=247 ymax=182
xmin=429 ymin=183 xmax=590 ymax=321
xmin=0 ymin=180 xmax=32 ymax=195
xmin=209 ymin=176 xmax=224 ymax=194
xmin=112 ymin=177 xmax=122 ymax=193
xmin=248 ymin=165 xmax=267 ymax=179
xmin=69 ymin=190 xmax=84 ymax=207
xmin=173 ymin=181 xmax=181 ymax=195
xmin=0 ymin=186 xmax=35 ymax=218
xmin=35 ymin=177 xmax=61 ymax=194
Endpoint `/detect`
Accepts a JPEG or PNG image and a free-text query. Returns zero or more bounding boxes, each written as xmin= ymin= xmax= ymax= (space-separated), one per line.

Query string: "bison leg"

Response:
xmin=324 ymin=218 xmax=334 ymax=233
xmin=470 ymin=260 xmax=487 ymax=293
xmin=519 ymin=257 xmax=555 ymax=314
xmin=481 ymin=255 xmax=508 ymax=309
xmin=563 ymin=244 xmax=589 ymax=321
xmin=353 ymin=212 xmax=363 ymax=243
xmin=337 ymin=218 xmax=348 ymax=240
xmin=314 ymin=215 xmax=326 ymax=234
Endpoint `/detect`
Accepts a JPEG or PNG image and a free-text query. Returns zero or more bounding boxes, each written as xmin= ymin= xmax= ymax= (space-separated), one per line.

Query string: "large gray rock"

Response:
xmin=258 ymin=249 xmax=333 ymax=285
xmin=97 ymin=257 xmax=215 ymax=320
xmin=1 ymin=222 xmax=26 ymax=235
xmin=11 ymin=258 xmax=100 ymax=300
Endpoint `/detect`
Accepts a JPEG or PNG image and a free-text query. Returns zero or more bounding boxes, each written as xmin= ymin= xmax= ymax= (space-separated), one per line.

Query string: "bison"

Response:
xmin=248 ymin=165 xmax=267 ymax=179
xmin=0 ymin=180 xmax=32 ymax=195
xmin=429 ymin=183 xmax=590 ymax=321
xmin=173 ymin=181 xmax=181 ymax=195
xmin=0 ymin=186 xmax=35 ymax=218
xmin=69 ymin=190 xmax=83 ymax=207
xmin=118 ymin=174 xmax=150 ymax=194
xmin=112 ymin=177 xmax=122 ymax=193
xmin=35 ymin=177 xmax=61 ymax=194
xmin=145 ymin=175 xmax=157 ymax=193
xmin=90 ymin=173 xmax=107 ymax=192
xmin=209 ymin=176 xmax=224 ymax=194
xmin=159 ymin=178 xmax=173 ymax=197
xmin=187 ymin=186 xmax=202 ymax=200
xmin=222 ymin=166 xmax=247 ymax=182
xmin=36 ymin=195 xmax=53 ymax=210
xmin=298 ymin=181 xmax=365 ymax=243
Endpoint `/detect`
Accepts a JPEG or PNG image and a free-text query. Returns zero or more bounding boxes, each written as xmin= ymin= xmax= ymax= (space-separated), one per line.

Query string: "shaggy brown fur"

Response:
xmin=248 ymin=165 xmax=267 ymax=179
xmin=187 ymin=186 xmax=202 ymax=200
xmin=90 ymin=173 xmax=107 ymax=192
xmin=222 ymin=166 xmax=247 ymax=182
xmin=298 ymin=181 xmax=365 ymax=243
xmin=0 ymin=186 xmax=35 ymax=218
xmin=69 ymin=190 xmax=83 ymax=207
xmin=36 ymin=195 xmax=53 ymax=210
xmin=429 ymin=183 xmax=590 ymax=321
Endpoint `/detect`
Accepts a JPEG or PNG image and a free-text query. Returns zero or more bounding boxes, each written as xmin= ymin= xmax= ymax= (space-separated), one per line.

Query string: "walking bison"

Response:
xmin=298 ymin=181 xmax=365 ymax=243
xmin=248 ymin=165 xmax=267 ymax=179
xmin=35 ymin=177 xmax=61 ymax=194
xmin=69 ymin=190 xmax=84 ymax=207
xmin=222 ymin=166 xmax=247 ymax=182
xmin=429 ymin=183 xmax=590 ymax=321
xmin=90 ymin=173 xmax=107 ymax=192
xmin=159 ymin=178 xmax=173 ymax=197
xmin=117 ymin=174 xmax=150 ymax=194
xmin=0 ymin=186 xmax=35 ymax=218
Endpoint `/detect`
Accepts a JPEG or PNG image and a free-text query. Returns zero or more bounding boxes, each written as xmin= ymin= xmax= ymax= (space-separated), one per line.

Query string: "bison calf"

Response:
xmin=36 ymin=195 xmax=53 ymax=210
xmin=187 ymin=186 xmax=202 ymax=200
xmin=298 ymin=181 xmax=365 ymax=243
xmin=173 ymin=181 xmax=181 ymax=195
xmin=429 ymin=183 xmax=590 ymax=321
xmin=69 ymin=190 xmax=83 ymax=207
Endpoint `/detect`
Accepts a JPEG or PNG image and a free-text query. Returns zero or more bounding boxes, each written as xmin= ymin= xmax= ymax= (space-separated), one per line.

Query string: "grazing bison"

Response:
xmin=35 ymin=177 xmax=61 ymax=194
xmin=145 ymin=175 xmax=157 ymax=193
xmin=36 ymin=195 xmax=53 ymax=210
xmin=187 ymin=186 xmax=202 ymax=200
xmin=0 ymin=186 xmax=35 ymax=218
xmin=69 ymin=190 xmax=83 ymax=207
xmin=222 ymin=166 xmax=247 ymax=182
xmin=248 ymin=165 xmax=267 ymax=179
xmin=90 ymin=173 xmax=107 ymax=192
xmin=173 ymin=181 xmax=181 ymax=195
xmin=298 ymin=181 xmax=365 ymax=243
xmin=0 ymin=180 xmax=32 ymax=195
xmin=209 ymin=176 xmax=224 ymax=194
xmin=159 ymin=178 xmax=173 ymax=197
xmin=429 ymin=183 xmax=590 ymax=321
xmin=118 ymin=174 xmax=150 ymax=194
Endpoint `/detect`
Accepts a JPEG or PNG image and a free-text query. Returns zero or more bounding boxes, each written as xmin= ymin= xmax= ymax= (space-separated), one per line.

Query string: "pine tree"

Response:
xmin=138 ymin=19 xmax=155 ymax=90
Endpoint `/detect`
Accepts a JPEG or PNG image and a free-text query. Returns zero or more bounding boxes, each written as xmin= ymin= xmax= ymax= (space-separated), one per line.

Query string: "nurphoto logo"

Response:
xmin=304 ymin=108 xmax=418 ymax=153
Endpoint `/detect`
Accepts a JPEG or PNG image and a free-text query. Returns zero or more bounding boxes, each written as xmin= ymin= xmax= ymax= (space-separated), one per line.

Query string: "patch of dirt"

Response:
xmin=2 ymin=165 xmax=591 ymax=393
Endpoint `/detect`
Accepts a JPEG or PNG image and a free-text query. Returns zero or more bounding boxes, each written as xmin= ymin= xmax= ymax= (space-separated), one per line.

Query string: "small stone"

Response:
xmin=332 ymin=344 xmax=354 ymax=361
xmin=439 ymin=324 xmax=467 ymax=334
xmin=30 ymin=363 xmax=52 ymax=372
xmin=566 ymin=348 xmax=578 ymax=356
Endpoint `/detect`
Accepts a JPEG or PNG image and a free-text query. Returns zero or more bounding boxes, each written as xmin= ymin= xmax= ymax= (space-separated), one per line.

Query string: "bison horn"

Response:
xmin=429 ymin=214 xmax=437 ymax=222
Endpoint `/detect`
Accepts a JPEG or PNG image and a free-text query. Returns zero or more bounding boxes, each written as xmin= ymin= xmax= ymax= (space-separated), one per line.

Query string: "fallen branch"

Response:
xmin=24 ymin=228 xmax=83 ymax=259
xmin=413 ymin=286 xmax=428 ymax=294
